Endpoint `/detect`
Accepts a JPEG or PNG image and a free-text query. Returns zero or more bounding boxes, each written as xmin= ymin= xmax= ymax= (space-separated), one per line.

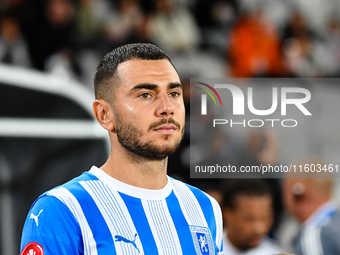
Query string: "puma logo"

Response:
xmin=29 ymin=209 xmax=43 ymax=226
xmin=114 ymin=233 xmax=140 ymax=253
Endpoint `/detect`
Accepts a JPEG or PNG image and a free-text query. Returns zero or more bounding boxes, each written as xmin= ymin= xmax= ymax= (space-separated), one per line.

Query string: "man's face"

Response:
xmin=282 ymin=178 xmax=296 ymax=217
xmin=224 ymin=195 xmax=273 ymax=251
xmin=282 ymin=178 xmax=305 ymax=220
xmin=112 ymin=59 xmax=185 ymax=160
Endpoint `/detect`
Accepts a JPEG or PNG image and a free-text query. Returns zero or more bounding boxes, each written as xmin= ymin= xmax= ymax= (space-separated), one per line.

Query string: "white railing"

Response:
xmin=0 ymin=64 xmax=109 ymax=145
xmin=0 ymin=64 xmax=110 ymax=255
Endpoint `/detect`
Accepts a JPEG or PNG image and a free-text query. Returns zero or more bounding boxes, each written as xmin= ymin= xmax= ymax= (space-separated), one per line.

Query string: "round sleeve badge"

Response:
xmin=20 ymin=242 xmax=44 ymax=255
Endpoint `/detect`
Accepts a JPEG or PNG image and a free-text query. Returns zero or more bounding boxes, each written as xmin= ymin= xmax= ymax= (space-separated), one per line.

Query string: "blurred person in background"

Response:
xmin=222 ymin=179 xmax=284 ymax=255
xmin=104 ymin=0 xmax=148 ymax=48
xmin=22 ymin=0 xmax=81 ymax=80
xmin=42 ymin=0 xmax=80 ymax=79
xmin=147 ymin=0 xmax=201 ymax=53
xmin=0 ymin=13 xmax=31 ymax=67
xmin=74 ymin=0 xmax=108 ymax=50
xmin=192 ymin=0 xmax=239 ymax=54
xmin=234 ymin=129 xmax=283 ymax=232
xmin=235 ymin=129 xmax=279 ymax=169
xmin=281 ymin=12 xmax=319 ymax=77
xmin=283 ymin=166 xmax=340 ymax=255
xmin=228 ymin=8 xmax=286 ymax=77
xmin=281 ymin=11 xmax=340 ymax=77
xmin=320 ymin=18 xmax=340 ymax=77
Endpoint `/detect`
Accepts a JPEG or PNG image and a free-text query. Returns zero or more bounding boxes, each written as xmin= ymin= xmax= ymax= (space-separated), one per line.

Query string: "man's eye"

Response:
xmin=139 ymin=93 xmax=151 ymax=99
xmin=169 ymin=91 xmax=180 ymax=98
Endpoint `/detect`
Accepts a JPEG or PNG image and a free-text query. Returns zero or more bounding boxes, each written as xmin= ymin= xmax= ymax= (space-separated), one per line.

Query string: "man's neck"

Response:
xmin=100 ymin=148 xmax=168 ymax=190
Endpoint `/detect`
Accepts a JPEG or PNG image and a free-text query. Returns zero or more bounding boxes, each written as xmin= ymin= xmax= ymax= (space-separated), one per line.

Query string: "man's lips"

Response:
xmin=153 ymin=124 xmax=177 ymax=134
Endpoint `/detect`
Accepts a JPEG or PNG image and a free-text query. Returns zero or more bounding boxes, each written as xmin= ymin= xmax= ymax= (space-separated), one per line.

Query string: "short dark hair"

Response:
xmin=94 ymin=43 xmax=171 ymax=103
xmin=223 ymin=179 xmax=272 ymax=209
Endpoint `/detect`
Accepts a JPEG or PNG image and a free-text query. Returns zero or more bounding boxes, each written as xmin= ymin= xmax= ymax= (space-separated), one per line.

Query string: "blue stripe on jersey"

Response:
xmin=187 ymin=185 xmax=218 ymax=250
xmin=66 ymin=173 xmax=117 ymax=255
xmin=119 ymin=192 xmax=159 ymax=255
xmin=86 ymin=180 xmax=138 ymax=255
xmin=166 ymin=190 xmax=195 ymax=254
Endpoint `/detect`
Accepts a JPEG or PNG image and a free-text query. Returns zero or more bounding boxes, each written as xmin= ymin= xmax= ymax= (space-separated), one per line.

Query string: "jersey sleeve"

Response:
xmin=20 ymin=194 xmax=83 ymax=255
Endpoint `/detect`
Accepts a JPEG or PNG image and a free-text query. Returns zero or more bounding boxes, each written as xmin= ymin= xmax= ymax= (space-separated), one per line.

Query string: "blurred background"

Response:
xmin=1 ymin=0 xmax=340 ymax=254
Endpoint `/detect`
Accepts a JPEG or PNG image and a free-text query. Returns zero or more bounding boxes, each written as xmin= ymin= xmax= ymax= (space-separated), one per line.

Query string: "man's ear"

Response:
xmin=93 ymin=99 xmax=115 ymax=131
xmin=292 ymin=182 xmax=306 ymax=202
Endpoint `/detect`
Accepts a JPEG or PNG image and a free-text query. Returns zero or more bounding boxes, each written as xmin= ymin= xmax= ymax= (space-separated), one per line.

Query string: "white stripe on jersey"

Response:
xmin=142 ymin=199 xmax=182 ymax=255
xmin=47 ymin=187 xmax=98 ymax=255
xmin=80 ymin=180 xmax=143 ymax=255
xmin=172 ymin=180 xmax=208 ymax=227
xmin=302 ymin=227 xmax=323 ymax=255
xmin=207 ymin=194 xmax=223 ymax=251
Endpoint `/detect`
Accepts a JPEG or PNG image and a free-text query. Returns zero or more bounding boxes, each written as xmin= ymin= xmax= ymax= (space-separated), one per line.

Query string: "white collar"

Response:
xmin=89 ymin=166 xmax=173 ymax=200
xmin=303 ymin=200 xmax=337 ymax=228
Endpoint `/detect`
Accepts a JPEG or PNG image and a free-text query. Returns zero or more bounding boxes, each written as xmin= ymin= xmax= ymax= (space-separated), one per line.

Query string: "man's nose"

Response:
xmin=155 ymin=93 xmax=174 ymax=117
xmin=251 ymin=221 xmax=268 ymax=236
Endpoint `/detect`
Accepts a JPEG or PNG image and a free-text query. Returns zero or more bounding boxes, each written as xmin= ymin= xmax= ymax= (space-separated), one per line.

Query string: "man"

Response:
xmin=20 ymin=43 xmax=223 ymax=255
xmin=222 ymin=179 xmax=283 ymax=255
xmin=283 ymin=173 xmax=340 ymax=255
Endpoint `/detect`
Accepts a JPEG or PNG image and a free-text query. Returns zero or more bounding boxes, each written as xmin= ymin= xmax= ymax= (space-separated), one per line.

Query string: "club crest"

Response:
xmin=190 ymin=226 xmax=214 ymax=255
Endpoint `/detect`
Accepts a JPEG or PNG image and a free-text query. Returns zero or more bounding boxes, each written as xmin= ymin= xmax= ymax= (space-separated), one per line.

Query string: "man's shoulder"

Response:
xmin=171 ymin=178 xmax=224 ymax=251
xmin=170 ymin=178 xmax=218 ymax=205
xmin=170 ymin=178 xmax=222 ymax=221
xmin=32 ymin=170 xmax=98 ymax=208
xmin=322 ymin=208 xmax=340 ymax=229
xmin=50 ymin=170 xmax=97 ymax=192
xmin=319 ymin=209 xmax=340 ymax=247
xmin=319 ymin=209 xmax=340 ymax=237
xmin=297 ymin=209 xmax=340 ymax=255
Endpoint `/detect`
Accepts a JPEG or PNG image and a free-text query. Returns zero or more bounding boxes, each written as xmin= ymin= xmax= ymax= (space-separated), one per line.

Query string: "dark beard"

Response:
xmin=114 ymin=113 xmax=184 ymax=160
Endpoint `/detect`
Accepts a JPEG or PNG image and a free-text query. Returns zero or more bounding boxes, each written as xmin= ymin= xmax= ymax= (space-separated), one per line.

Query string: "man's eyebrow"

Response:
xmin=131 ymin=82 xmax=182 ymax=91
xmin=131 ymin=83 xmax=158 ymax=91
xmin=169 ymin=82 xmax=182 ymax=89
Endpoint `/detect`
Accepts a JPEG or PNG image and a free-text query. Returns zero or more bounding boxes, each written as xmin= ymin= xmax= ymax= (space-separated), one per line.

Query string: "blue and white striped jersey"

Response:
xmin=20 ymin=166 xmax=223 ymax=255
